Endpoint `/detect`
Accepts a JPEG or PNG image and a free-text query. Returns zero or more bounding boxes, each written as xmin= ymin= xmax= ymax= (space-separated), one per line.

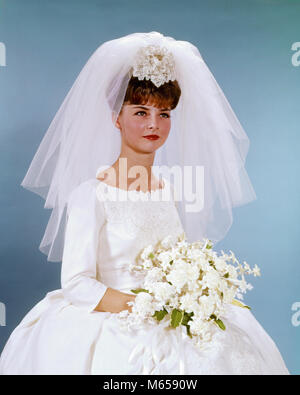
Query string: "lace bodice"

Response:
xmin=96 ymin=174 xmax=184 ymax=293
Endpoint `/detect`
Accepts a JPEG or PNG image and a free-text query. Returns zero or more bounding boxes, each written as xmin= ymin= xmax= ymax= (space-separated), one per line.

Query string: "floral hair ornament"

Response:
xmin=131 ymin=44 xmax=177 ymax=87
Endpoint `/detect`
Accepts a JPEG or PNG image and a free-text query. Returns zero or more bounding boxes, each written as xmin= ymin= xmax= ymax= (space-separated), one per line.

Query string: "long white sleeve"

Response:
xmin=61 ymin=180 xmax=108 ymax=313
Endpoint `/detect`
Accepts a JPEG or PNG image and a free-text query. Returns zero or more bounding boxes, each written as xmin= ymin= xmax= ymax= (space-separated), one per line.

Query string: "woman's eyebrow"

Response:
xmin=132 ymin=106 xmax=170 ymax=111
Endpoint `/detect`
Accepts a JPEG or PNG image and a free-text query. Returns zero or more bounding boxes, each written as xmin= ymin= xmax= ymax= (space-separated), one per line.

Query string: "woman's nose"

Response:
xmin=147 ymin=113 xmax=158 ymax=129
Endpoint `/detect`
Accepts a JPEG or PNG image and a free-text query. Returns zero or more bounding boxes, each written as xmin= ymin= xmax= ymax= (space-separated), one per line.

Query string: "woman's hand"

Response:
xmin=93 ymin=287 xmax=136 ymax=314
xmin=124 ymin=293 xmax=136 ymax=313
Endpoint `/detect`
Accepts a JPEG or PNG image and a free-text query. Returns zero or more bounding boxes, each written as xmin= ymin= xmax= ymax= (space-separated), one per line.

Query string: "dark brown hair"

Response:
xmin=122 ymin=75 xmax=181 ymax=110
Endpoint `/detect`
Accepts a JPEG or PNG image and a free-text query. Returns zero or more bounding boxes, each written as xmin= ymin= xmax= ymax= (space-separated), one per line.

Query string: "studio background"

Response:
xmin=0 ymin=0 xmax=299 ymax=374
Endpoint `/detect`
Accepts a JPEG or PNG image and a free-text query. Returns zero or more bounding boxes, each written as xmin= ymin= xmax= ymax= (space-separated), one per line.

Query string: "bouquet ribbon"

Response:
xmin=127 ymin=319 xmax=189 ymax=374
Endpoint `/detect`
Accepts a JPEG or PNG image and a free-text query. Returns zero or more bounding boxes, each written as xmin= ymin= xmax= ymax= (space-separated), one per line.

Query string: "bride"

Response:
xmin=0 ymin=32 xmax=290 ymax=374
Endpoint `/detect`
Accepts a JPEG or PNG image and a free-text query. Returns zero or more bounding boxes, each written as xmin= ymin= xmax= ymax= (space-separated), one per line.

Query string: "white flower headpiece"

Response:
xmin=131 ymin=44 xmax=176 ymax=88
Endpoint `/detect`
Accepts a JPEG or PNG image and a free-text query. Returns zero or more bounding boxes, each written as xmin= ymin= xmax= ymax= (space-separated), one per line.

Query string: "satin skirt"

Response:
xmin=0 ymin=289 xmax=290 ymax=375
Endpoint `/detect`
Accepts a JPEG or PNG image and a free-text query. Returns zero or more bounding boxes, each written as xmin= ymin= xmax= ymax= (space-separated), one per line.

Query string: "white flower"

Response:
xmin=168 ymin=294 xmax=180 ymax=310
xmin=132 ymin=44 xmax=176 ymax=88
xmin=252 ymin=264 xmax=261 ymax=277
xmin=203 ymin=239 xmax=213 ymax=250
xmin=166 ymin=261 xmax=199 ymax=291
xmin=198 ymin=295 xmax=216 ymax=319
xmin=141 ymin=244 xmax=154 ymax=260
xmin=189 ymin=315 xmax=212 ymax=339
xmin=202 ymin=269 xmax=221 ymax=289
xmin=229 ymin=250 xmax=238 ymax=264
xmin=187 ymin=248 xmax=204 ymax=261
xmin=143 ymin=258 xmax=153 ymax=270
xmin=160 ymin=235 xmax=175 ymax=249
xmin=176 ymin=239 xmax=188 ymax=249
xmin=222 ymin=286 xmax=236 ymax=304
xmin=132 ymin=292 xmax=155 ymax=316
xmin=179 ymin=293 xmax=199 ymax=313
xmin=235 ymin=292 xmax=244 ymax=300
xmin=214 ymin=257 xmax=228 ymax=273
xmin=151 ymin=282 xmax=176 ymax=303
xmin=239 ymin=276 xmax=249 ymax=293
xmin=226 ymin=265 xmax=238 ymax=279
xmin=156 ymin=250 xmax=175 ymax=271
xmin=243 ymin=261 xmax=251 ymax=273
xmin=197 ymin=256 xmax=210 ymax=272
xmin=143 ymin=267 xmax=164 ymax=289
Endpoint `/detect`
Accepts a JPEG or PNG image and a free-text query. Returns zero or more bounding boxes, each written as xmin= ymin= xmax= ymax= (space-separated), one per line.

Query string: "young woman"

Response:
xmin=0 ymin=32 xmax=290 ymax=374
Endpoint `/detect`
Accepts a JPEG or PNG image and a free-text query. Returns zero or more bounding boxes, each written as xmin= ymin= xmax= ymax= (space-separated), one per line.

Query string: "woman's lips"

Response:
xmin=143 ymin=135 xmax=160 ymax=140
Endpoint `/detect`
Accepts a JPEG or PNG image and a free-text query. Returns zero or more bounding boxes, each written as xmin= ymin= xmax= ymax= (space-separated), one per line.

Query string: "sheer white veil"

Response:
xmin=21 ymin=31 xmax=256 ymax=262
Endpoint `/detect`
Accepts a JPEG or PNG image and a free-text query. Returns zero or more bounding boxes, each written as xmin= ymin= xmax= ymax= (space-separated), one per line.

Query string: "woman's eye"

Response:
xmin=134 ymin=111 xmax=170 ymax=118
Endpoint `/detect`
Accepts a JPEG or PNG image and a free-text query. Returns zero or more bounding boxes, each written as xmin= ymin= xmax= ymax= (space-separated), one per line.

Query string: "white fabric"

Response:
xmin=20 ymin=31 xmax=257 ymax=262
xmin=0 ymin=174 xmax=289 ymax=375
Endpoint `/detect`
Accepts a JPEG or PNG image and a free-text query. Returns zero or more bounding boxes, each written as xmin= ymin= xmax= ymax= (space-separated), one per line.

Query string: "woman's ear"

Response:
xmin=114 ymin=111 xmax=122 ymax=132
xmin=111 ymin=111 xmax=120 ymax=131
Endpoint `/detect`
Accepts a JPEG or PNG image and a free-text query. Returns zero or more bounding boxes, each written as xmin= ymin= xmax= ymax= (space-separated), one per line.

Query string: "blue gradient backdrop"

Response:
xmin=0 ymin=0 xmax=299 ymax=374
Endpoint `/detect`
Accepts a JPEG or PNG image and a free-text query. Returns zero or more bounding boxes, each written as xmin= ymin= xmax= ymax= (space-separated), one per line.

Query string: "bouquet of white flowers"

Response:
xmin=117 ymin=232 xmax=261 ymax=349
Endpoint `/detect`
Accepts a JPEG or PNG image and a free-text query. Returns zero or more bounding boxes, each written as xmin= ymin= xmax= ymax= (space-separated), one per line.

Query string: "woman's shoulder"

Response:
xmin=67 ymin=178 xmax=100 ymax=209
xmin=66 ymin=179 xmax=107 ymax=223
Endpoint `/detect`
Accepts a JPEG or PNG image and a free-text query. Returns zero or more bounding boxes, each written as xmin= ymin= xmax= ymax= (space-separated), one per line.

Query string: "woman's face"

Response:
xmin=115 ymin=100 xmax=172 ymax=154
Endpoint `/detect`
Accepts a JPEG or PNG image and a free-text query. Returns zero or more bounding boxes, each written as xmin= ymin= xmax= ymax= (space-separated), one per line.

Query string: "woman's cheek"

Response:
xmin=162 ymin=123 xmax=171 ymax=138
xmin=128 ymin=121 xmax=144 ymax=140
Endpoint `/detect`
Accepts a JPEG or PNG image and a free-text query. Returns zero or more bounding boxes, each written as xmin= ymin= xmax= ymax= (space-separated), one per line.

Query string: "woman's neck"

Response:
xmin=98 ymin=157 xmax=163 ymax=192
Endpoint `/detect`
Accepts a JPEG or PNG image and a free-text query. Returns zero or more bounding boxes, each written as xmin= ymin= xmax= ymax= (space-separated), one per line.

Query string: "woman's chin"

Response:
xmin=134 ymin=142 xmax=162 ymax=154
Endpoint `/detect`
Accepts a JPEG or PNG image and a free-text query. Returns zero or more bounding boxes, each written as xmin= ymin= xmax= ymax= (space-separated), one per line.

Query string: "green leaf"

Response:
xmin=153 ymin=308 xmax=168 ymax=321
xmin=169 ymin=260 xmax=173 ymax=265
xmin=170 ymin=308 xmax=184 ymax=328
xmin=224 ymin=272 xmax=229 ymax=278
xmin=186 ymin=325 xmax=193 ymax=339
xmin=215 ymin=318 xmax=226 ymax=330
xmin=231 ymin=299 xmax=251 ymax=310
xmin=148 ymin=252 xmax=154 ymax=259
xmin=130 ymin=288 xmax=149 ymax=294
xmin=210 ymin=314 xmax=226 ymax=330
xmin=182 ymin=311 xmax=194 ymax=326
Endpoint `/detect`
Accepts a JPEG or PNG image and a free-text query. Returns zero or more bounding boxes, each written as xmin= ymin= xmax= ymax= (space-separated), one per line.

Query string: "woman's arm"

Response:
xmin=93 ymin=287 xmax=136 ymax=313
xmin=61 ymin=180 xmax=135 ymax=314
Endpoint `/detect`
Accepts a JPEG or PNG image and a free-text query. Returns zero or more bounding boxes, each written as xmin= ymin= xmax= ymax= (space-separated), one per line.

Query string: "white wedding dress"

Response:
xmin=0 ymin=170 xmax=290 ymax=375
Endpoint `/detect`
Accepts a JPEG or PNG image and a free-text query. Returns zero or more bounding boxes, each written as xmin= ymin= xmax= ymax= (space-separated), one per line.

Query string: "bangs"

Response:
xmin=123 ymin=76 xmax=181 ymax=110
